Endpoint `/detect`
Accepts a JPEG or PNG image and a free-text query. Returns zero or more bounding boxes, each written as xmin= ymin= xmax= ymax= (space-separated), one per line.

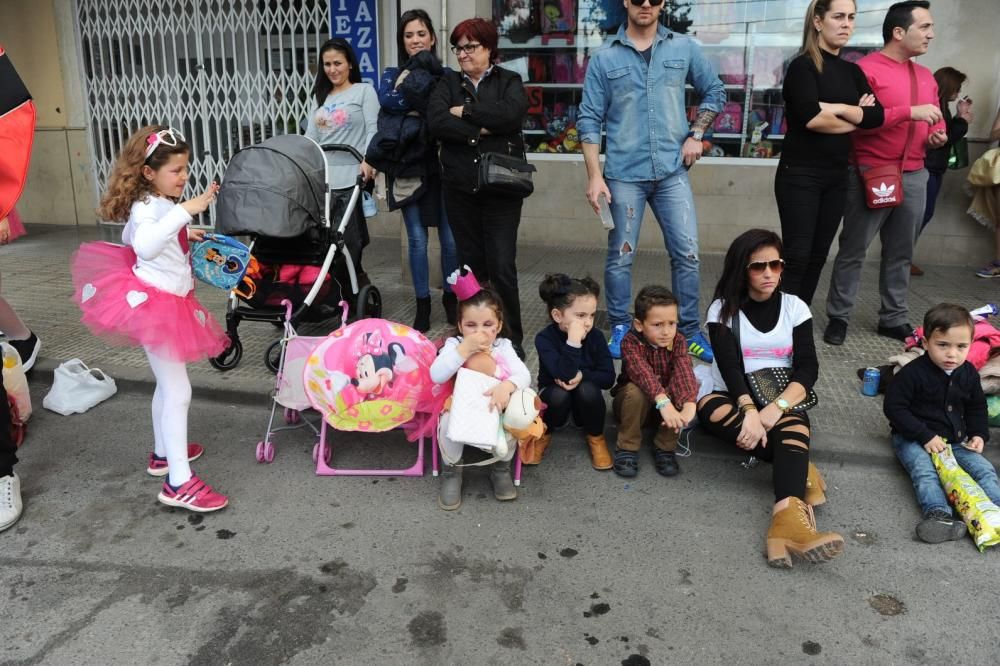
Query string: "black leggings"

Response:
xmin=540 ymin=382 xmax=606 ymax=436
xmin=697 ymin=393 xmax=810 ymax=501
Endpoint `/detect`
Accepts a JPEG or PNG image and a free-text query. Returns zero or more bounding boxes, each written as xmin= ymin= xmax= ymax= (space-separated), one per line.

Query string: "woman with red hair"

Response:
xmin=427 ymin=18 xmax=530 ymax=358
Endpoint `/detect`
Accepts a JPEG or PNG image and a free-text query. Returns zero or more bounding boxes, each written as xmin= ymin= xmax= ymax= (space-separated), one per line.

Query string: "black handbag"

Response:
xmin=731 ymin=308 xmax=818 ymax=412
xmin=476 ymin=148 xmax=536 ymax=198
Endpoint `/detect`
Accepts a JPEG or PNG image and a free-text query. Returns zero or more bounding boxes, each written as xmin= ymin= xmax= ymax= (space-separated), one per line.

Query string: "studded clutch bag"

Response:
xmin=744 ymin=367 xmax=818 ymax=413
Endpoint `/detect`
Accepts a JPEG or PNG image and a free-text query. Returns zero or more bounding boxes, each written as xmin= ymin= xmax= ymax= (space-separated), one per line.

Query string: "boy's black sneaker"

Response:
xmin=612 ymin=449 xmax=638 ymax=478
xmin=653 ymin=449 xmax=680 ymax=477
xmin=916 ymin=509 xmax=967 ymax=543
xmin=7 ymin=332 xmax=40 ymax=372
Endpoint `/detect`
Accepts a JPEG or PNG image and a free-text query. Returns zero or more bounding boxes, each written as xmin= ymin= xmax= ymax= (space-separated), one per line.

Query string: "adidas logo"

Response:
xmin=871 ymin=182 xmax=897 ymax=204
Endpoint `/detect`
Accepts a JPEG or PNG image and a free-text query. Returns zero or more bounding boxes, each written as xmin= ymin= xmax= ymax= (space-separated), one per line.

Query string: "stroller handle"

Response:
xmin=320 ymin=143 xmax=364 ymax=163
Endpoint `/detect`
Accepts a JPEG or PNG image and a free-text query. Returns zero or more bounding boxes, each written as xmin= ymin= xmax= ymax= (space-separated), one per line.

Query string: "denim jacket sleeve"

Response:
xmin=577 ymin=53 xmax=607 ymax=145
xmin=685 ymin=41 xmax=725 ymax=114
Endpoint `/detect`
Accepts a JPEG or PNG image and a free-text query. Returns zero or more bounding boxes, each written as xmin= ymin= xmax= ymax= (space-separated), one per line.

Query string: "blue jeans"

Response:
xmin=892 ymin=434 xmax=1000 ymax=516
xmin=605 ymin=173 xmax=701 ymax=338
xmin=401 ymin=194 xmax=458 ymax=299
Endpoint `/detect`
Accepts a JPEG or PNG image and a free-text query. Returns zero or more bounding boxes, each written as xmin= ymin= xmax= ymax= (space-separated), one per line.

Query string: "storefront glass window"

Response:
xmin=494 ymin=0 xmax=890 ymax=158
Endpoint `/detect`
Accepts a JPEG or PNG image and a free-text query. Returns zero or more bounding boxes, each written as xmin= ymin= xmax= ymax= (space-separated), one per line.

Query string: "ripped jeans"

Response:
xmin=605 ymin=173 xmax=702 ymax=338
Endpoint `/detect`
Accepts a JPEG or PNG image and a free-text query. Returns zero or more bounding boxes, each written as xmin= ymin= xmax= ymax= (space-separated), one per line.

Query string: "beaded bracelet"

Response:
xmin=655 ymin=398 xmax=670 ymax=410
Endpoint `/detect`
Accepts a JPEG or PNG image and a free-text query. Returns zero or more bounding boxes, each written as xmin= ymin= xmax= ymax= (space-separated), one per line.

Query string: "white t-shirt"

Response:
xmin=705 ymin=293 xmax=812 ymax=392
xmin=121 ymin=196 xmax=194 ymax=296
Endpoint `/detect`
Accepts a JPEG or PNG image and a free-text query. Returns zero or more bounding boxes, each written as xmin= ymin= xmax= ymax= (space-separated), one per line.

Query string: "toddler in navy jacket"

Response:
xmin=528 ymin=274 xmax=615 ymax=469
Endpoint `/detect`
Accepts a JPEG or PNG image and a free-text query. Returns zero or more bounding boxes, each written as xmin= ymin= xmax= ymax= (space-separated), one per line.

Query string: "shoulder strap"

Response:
xmin=729 ymin=305 xmax=747 ymax=375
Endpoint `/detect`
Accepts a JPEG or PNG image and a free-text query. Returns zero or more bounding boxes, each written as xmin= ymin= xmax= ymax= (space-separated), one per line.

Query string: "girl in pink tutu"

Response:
xmin=71 ymin=125 xmax=229 ymax=512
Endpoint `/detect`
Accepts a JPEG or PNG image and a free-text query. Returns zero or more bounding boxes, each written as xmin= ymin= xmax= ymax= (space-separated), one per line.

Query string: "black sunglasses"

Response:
xmin=747 ymin=259 xmax=785 ymax=274
xmin=629 ymin=0 xmax=665 ymax=6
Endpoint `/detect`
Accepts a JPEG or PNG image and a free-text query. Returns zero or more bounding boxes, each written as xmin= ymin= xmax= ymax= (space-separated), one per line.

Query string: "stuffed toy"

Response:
xmin=502 ymin=387 xmax=546 ymax=441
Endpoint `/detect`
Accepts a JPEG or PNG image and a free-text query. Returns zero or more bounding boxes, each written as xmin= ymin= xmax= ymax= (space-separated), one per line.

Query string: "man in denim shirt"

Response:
xmin=578 ymin=0 xmax=724 ymax=362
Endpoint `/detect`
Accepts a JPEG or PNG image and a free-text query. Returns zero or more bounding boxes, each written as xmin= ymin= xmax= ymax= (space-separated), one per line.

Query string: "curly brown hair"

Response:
xmin=98 ymin=124 xmax=190 ymax=222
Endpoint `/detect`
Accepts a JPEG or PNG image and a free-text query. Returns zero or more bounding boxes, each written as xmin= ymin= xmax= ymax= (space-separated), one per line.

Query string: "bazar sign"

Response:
xmin=330 ymin=0 xmax=380 ymax=87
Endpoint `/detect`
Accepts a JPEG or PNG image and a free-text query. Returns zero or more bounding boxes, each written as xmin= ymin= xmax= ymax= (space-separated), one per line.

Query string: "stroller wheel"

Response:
xmin=283 ymin=408 xmax=300 ymax=425
xmin=313 ymin=442 xmax=331 ymax=465
xmin=256 ymin=440 xmax=275 ymax=463
xmin=355 ymin=284 xmax=382 ymax=321
xmin=264 ymin=339 xmax=283 ymax=374
xmin=210 ymin=337 xmax=243 ymax=371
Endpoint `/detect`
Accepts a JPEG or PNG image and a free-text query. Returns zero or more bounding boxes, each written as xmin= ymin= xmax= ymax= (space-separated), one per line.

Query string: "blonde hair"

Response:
xmin=801 ymin=0 xmax=855 ymax=74
xmin=98 ymin=124 xmax=190 ymax=222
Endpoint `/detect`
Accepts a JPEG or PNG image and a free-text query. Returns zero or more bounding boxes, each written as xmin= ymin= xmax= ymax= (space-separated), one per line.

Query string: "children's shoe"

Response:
xmin=520 ymin=433 xmax=551 ymax=465
xmin=916 ymin=509 xmax=967 ymax=543
xmin=653 ymin=449 xmax=680 ymax=477
xmin=608 ymin=324 xmax=630 ymax=359
xmin=612 ymin=448 xmax=638 ymax=478
xmin=586 ymin=433 xmax=613 ymax=470
xmin=438 ymin=460 xmax=463 ymax=511
xmin=0 ymin=473 xmax=23 ymax=532
xmin=687 ymin=332 xmax=714 ymax=363
xmin=489 ymin=460 xmax=517 ymax=501
xmin=975 ymin=260 xmax=1000 ymax=278
xmin=7 ymin=333 xmax=40 ymax=372
xmin=157 ymin=475 xmax=229 ymax=513
xmin=146 ymin=443 xmax=205 ymax=477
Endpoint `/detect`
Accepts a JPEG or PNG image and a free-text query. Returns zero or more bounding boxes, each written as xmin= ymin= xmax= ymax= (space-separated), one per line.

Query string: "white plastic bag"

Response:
xmin=43 ymin=359 xmax=117 ymax=415
xmin=446 ymin=367 xmax=503 ymax=451
xmin=1 ymin=342 xmax=32 ymax=425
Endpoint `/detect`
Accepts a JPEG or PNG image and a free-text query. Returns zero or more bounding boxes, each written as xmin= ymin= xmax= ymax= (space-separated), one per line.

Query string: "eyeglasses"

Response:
xmin=144 ymin=128 xmax=185 ymax=160
xmin=629 ymin=0 xmax=665 ymax=6
xmin=450 ymin=43 xmax=483 ymax=55
xmin=747 ymin=259 xmax=785 ymax=274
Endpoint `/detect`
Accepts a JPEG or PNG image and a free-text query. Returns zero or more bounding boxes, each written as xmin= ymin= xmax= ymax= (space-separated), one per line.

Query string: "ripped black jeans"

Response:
xmin=697 ymin=392 xmax=810 ymax=501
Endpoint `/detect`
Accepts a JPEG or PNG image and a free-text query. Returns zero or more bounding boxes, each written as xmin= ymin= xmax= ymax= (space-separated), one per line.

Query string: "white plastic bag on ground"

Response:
xmin=43 ymin=359 xmax=117 ymax=415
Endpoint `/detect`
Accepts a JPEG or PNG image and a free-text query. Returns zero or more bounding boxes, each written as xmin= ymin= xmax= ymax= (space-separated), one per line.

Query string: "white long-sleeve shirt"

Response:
xmin=430 ymin=337 xmax=531 ymax=388
xmin=121 ymin=196 xmax=193 ymax=296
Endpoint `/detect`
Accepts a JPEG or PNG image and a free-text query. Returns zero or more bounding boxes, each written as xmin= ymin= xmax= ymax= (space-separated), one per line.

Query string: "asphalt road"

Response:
xmin=3 ymin=382 xmax=1000 ymax=665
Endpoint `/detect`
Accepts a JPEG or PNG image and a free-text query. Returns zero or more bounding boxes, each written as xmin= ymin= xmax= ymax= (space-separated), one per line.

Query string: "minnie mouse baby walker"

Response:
xmin=210 ymin=135 xmax=381 ymax=372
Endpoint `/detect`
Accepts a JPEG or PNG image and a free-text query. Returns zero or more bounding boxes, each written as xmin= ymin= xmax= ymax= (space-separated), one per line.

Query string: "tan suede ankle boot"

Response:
xmin=766 ymin=497 xmax=844 ymax=568
xmin=805 ymin=463 xmax=827 ymax=506
xmin=520 ymin=433 xmax=551 ymax=465
xmin=586 ymin=434 xmax=612 ymax=470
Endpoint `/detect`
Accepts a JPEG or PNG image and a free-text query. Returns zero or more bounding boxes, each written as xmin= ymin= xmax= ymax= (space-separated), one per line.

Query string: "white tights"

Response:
xmin=145 ymin=347 xmax=193 ymax=487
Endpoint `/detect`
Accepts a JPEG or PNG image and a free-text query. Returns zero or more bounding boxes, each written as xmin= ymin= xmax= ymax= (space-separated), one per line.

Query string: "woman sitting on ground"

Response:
xmin=696 ymin=228 xmax=844 ymax=569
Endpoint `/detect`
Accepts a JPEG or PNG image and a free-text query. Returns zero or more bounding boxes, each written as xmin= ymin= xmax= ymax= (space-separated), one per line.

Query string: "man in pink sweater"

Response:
xmin=823 ymin=0 xmax=946 ymax=347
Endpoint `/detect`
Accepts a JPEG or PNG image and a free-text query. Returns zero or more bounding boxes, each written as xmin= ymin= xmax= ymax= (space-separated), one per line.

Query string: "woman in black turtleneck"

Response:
xmin=697 ymin=229 xmax=843 ymax=569
xmin=776 ymin=0 xmax=883 ymax=306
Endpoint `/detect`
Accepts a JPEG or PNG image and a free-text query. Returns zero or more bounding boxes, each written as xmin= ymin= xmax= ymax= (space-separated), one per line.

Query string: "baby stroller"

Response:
xmin=210 ymin=135 xmax=381 ymax=371
xmin=257 ymin=309 xmax=443 ymax=477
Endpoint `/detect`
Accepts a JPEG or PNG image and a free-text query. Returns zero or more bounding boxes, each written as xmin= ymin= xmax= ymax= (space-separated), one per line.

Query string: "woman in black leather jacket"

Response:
xmin=427 ymin=18 xmax=529 ymax=357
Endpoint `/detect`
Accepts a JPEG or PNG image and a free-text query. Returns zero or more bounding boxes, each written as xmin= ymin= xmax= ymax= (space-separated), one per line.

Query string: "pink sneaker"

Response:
xmin=157 ymin=475 xmax=229 ymax=512
xmin=146 ymin=443 xmax=205 ymax=477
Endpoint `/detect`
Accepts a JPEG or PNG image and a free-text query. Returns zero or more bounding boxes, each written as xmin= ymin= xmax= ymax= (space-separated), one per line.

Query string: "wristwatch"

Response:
xmin=775 ymin=398 xmax=791 ymax=413
xmin=686 ymin=128 xmax=705 ymax=142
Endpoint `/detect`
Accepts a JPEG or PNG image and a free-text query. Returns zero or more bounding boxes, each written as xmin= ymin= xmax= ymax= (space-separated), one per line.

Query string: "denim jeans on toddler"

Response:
xmin=892 ymin=434 xmax=1000 ymax=516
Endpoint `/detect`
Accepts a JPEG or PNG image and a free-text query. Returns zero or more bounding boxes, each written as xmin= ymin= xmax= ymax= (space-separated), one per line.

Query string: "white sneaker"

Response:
xmin=0 ymin=473 xmax=23 ymax=532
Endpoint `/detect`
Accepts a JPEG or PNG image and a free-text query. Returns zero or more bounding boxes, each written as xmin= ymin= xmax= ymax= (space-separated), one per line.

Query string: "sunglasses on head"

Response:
xmin=747 ymin=259 xmax=785 ymax=274
xmin=629 ymin=0 xmax=665 ymax=6
xmin=144 ymin=128 xmax=185 ymax=160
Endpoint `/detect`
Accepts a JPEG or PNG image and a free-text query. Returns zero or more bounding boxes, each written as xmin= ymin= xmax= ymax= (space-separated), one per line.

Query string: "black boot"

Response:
xmin=413 ymin=297 xmax=432 ymax=333
xmin=442 ymin=291 xmax=457 ymax=326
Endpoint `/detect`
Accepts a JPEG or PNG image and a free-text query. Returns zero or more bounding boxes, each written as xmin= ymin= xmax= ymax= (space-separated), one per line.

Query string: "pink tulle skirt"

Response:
xmin=70 ymin=241 xmax=229 ymax=363
xmin=6 ymin=208 xmax=27 ymax=242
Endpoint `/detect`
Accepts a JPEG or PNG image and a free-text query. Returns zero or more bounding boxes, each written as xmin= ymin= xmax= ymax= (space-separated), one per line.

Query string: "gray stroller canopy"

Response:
xmin=215 ymin=134 xmax=327 ymax=238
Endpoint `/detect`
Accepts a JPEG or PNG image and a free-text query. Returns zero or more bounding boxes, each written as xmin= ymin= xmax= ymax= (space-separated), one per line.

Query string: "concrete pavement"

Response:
xmin=3 ymin=224 xmax=1000 ymax=663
